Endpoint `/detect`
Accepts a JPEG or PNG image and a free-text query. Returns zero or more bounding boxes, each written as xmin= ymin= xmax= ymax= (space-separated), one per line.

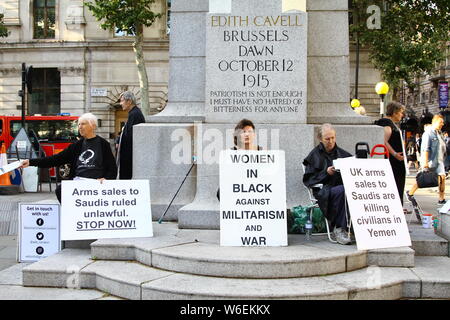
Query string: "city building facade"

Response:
xmin=0 ymin=0 xmax=170 ymax=142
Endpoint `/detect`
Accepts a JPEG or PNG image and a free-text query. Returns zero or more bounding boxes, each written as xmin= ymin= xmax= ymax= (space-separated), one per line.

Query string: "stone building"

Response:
xmin=403 ymin=48 xmax=450 ymax=129
xmin=0 ymin=0 xmax=170 ymax=142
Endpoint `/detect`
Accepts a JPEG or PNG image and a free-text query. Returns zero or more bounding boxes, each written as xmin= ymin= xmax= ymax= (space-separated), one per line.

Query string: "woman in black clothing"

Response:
xmin=374 ymin=101 xmax=406 ymax=205
xmin=21 ymin=113 xmax=117 ymax=202
xmin=217 ymin=119 xmax=261 ymax=200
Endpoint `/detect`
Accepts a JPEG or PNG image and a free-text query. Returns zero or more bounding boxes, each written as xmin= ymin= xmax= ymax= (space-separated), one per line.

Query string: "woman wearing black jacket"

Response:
xmin=21 ymin=113 xmax=117 ymax=202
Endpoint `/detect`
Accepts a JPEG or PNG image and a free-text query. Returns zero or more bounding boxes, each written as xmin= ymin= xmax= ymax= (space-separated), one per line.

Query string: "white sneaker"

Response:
xmin=333 ymin=227 xmax=351 ymax=245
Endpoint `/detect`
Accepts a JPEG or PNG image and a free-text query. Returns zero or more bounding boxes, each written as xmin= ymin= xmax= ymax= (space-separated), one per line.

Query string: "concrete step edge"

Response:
xmin=22 ymin=250 xmax=450 ymax=300
xmin=91 ymin=241 xmax=416 ymax=278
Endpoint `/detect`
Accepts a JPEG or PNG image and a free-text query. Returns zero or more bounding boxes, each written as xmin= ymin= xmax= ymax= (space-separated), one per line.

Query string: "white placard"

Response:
xmin=219 ymin=150 xmax=287 ymax=246
xmin=339 ymin=158 xmax=411 ymax=250
xmin=19 ymin=203 xmax=60 ymax=262
xmin=0 ymin=160 xmax=23 ymax=175
xmin=90 ymin=88 xmax=108 ymax=97
xmin=61 ymin=179 xmax=153 ymax=240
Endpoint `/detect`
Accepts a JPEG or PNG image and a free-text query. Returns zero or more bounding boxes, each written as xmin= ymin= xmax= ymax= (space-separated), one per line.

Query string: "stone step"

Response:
xmin=22 ymin=249 xmax=450 ymax=300
xmin=408 ymin=221 xmax=449 ymax=256
xmin=89 ymin=223 xmax=415 ymax=278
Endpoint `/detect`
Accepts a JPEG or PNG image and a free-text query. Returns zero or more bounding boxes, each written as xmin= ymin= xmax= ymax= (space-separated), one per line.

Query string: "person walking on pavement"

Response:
xmin=407 ymin=114 xmax=447 ymax=204
xmin=117 ymin=91 xmax=145 ymax=180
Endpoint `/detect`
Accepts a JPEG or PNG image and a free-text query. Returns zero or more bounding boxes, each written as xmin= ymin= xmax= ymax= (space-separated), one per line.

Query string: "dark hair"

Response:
xmin=385 ymin=101 xmax=405 ymax=116
xmin=234 ymin=119 xmax=255 ymax=146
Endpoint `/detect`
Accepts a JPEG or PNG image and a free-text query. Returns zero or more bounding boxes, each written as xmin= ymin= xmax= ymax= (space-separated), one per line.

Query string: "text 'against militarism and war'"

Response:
xmin=220 ymin=151 xmax=286 ymax=246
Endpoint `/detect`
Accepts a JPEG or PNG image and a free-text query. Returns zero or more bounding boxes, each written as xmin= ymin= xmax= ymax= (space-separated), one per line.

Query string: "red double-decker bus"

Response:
xmin=0 ymin=115 xmax=79 ymax=179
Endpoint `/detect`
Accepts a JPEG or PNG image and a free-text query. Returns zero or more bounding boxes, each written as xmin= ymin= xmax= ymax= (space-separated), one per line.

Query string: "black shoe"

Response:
xmin=438 ymin=199 xmax=446 ymax=205
xmin=407 ymin=191 xmax=417 ymax=206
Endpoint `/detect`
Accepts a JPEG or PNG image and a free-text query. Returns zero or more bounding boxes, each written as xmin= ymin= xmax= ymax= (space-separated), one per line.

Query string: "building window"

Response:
xmin=421 ymin=92 xmax=427 ymax=104
xmin=33 ymin=0 xmax=56 ymax=39
xmin=28 ymin=68 xmax=61 ymax=115
xmin=429 ymin=90 xmax=435 ymax=103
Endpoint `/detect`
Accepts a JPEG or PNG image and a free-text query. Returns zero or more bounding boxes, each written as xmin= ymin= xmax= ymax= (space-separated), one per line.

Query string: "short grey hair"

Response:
xmin=317 ymin=123 xmax=336 ymax=139
xmin=120 ymin=91 xmax=137 ymax=106
xmin=78 ymin=113 xmax=98 ymax=130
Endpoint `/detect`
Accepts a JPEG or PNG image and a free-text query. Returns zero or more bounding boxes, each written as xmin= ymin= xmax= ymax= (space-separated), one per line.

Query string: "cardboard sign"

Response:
xmin=61 ymin=179 xmax=153 ymax=240
xmin=339 ymin=158 xmax=411 ymax=250
xmin=19 ymin=203 xmax=60 ymax=262
xmin=219 ymin=150 xmax=287 ymax=246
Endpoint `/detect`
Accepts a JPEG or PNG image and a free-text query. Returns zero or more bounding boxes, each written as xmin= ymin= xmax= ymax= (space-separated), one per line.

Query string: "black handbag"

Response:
xmin=416 ymin=170 xmax=439 ymax=188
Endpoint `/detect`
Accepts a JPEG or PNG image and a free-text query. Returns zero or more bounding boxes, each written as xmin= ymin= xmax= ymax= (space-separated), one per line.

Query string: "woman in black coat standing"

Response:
xmin=374 ymin=101 xmax=406 ymax=205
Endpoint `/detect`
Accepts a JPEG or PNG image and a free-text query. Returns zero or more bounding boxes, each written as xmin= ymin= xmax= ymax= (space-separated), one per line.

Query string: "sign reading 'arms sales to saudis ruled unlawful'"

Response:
xmin=61 ymin=179 xmax=153 ymax=240
xmin=219 ymin=150 xmax=287 ymax=246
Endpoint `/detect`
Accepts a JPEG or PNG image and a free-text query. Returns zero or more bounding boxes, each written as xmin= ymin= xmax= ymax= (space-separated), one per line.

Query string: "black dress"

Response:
xmin=375 ymin=118 xmax=406 ymax=205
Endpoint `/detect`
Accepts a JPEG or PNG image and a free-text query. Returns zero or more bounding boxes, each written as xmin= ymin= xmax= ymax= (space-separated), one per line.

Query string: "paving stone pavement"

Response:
xmin=0 ymin=173 xmax=448 ymax=300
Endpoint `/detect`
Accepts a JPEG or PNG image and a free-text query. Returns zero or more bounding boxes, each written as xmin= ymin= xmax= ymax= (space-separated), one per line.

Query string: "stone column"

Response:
xmin=134 ymin=0 xmax=384 ymax=229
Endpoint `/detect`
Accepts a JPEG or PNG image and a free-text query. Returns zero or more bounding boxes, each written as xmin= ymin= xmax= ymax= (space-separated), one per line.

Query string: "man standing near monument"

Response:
xmin=117 ymin=91 xmax=145 ymax=179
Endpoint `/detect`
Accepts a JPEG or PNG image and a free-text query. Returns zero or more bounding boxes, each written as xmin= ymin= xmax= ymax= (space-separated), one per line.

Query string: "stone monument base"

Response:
xmin=134 ymin=122 xmax=384 ymax=229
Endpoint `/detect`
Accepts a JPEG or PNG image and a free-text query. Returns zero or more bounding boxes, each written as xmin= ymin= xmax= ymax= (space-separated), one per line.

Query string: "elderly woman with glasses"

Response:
xmin=21 ymin=113 xmax=117 ymax=203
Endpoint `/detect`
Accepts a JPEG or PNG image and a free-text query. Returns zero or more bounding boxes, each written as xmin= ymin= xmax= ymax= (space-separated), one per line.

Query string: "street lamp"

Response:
xmin=375 ymin=81 xmax=389 ymax=117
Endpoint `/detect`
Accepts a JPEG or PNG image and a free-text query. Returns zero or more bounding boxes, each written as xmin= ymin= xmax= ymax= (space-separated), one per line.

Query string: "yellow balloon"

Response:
xmin=375 ymin=82 xmax=389 ymax=95
xmin=351 ymin=99 xmax=360 ymax=108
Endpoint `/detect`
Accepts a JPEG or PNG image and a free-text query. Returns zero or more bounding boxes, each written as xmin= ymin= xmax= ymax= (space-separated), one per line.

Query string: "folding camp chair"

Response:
xmin=301 ymin=164 xmax=336 ymax=243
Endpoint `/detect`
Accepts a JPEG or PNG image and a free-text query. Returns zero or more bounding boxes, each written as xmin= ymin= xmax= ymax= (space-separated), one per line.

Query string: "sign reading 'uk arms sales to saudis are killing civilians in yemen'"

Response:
xmin=206 ymin=0 xmax=307 ymax=124
xmin=338 ymin=158 xmax=411 ymax=250
xmin=61 ymin=179 xmax=153 ymax=240
xmin=220 ymin=150 xmax=287 ymax=246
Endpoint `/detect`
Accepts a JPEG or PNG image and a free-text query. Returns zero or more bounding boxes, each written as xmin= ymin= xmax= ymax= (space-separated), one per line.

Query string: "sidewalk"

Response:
xmin=0 ymin=174 xmax=448 ymax=300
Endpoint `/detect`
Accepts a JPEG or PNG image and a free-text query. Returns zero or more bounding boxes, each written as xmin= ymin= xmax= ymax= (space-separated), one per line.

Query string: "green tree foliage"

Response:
xmin=85 ymin=0 xmax=162 ymax=115
xmin=0 ymin=13 xmax=9 ymax=38
xmin=351 ymin=0 xmax=450 ymax=90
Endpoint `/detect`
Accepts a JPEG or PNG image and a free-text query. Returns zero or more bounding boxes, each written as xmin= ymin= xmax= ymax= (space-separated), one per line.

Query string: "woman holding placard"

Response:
xmin=217 ymin=119 xmax=262 ymax=201
xmin=21 ymin=113 xmax=117 ymax=203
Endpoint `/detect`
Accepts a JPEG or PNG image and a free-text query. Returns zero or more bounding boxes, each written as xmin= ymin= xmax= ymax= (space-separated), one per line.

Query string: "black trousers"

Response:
xmin=328 ymin=185 xmax=348 ymax=231
xmin=390 ymin=158 xmax=406 ymax=206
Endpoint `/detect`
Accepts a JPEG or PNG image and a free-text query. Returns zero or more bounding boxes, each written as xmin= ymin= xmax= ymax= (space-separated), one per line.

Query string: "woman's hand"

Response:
xmin=394 ymin=152 xmax=404 ymax=161
xmin=327 ymin=166 xmax=336 ymax=176
xmin=97 ymin=178 xmax=105 ymax=184
xmin=20 ymin=160 xmax=30 ymax=168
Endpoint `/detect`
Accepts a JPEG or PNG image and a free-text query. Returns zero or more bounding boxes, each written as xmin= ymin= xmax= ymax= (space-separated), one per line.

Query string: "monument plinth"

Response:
xmin=136 ymin=0 xmax=383 ymax=229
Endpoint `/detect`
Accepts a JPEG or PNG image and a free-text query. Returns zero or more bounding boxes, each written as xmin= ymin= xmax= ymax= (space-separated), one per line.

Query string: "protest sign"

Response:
xmin=339 ymin=158 xmax=411 ymax=250
xmin=219 ymin=150 xmax=287 ymax=246
xmin=19 ymin=203 xmax=60 ymax=262
xmin=61 ymin=179 xmax=152 ymax=240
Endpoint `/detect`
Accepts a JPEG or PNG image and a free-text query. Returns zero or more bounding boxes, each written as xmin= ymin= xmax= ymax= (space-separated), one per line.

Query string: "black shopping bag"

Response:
xmin=416 ymin=170 xmax=438 ymax=188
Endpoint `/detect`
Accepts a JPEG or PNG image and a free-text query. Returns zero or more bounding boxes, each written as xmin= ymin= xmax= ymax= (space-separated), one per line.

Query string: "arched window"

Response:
xmin=33 ymin=0 xmax=56 ymax=39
